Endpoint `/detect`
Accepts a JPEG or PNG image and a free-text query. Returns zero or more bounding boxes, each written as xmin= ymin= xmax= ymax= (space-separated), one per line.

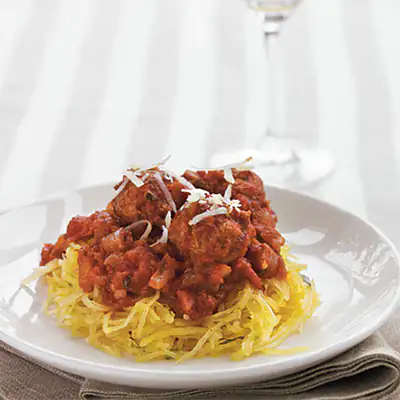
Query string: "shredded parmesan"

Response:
xmin=150 ymin=211 xmax=171 ymax=247
xmin=224 ymin=167 xmax=235 ymax=184
xmin=157 ymin=154 xmax=172 ymax=166
xmin=150 ymin=226 xmax=169 ymax=247
xmin=128 ymin=156 xmax=172 ymax=176
xmin=182 ymin=187 xmax=240 ymax=215
xmin=154 ymin=172 xmax=177 ymax=213
xmin=21 ymin=260 xmax=60 ymax=285
xmin=161 ymin=168 xmax=195 ymax=189
xmin=111 ymin=178 xmax=129 ymax=200
xmin=165 ymin=211 xmax=172 ymax=229
xmin=182 ymin=188 xmax=209 ymax=205
xmin=189 ymin=207 xmax=228 ymax=226
xmin=208 ymin=194 xmax=225 ymax=209
xmin=227 ymin=199 xmax=242 ymax=213
xmin=215 ymin=156 xmax=253 ymax=172
xmin=125 ymin=170 xmax=145 ymax=187
xmin=224 ymin=184 xmax=232 ymax=201
xmin=164 ymin=173 xmax=174 ymax=183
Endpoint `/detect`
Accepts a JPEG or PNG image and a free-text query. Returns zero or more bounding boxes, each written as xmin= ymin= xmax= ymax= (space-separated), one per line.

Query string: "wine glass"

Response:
xmin=210 ymin=0 xmax=334 ymax=188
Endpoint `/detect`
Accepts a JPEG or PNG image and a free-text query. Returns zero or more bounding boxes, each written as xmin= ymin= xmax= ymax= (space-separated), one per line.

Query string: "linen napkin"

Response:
xmin=1 ymin=313 xmax=400 ymax=400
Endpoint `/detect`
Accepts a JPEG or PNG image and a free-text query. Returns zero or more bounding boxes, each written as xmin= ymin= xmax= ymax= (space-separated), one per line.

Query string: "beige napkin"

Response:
xmin=2 ymin=312 xmax=400 ymax=400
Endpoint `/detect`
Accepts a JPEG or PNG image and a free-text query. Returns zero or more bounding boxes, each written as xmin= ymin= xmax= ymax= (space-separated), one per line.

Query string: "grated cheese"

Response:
xmin=189 ymin=207 xmax=228 ymax=226
xmin=128 ymin=155 xmax=172 ymax=176
xmin=223 ymin=167 xmax=235 ymax=184
xmin=165 ymin=211 xmax=172 ymax=229
xmin=161 ymin=168 xmax=195 ymax=189
xmin=125 ymin=170 xmax=145 ymax=187
xmin=150 ymin=226 xmax=169 ymax=247
xmin=150 ymin=212 xmax=171 ymax=247
xmin=208 ymin=194 xmax=225 ymax=209
xmin=154 ymin=172 xmax=177 ymax=213
xmin=227 ymin=199 xmax=241 ymax=213
xmin=164 ymin=173 xmax=174 ymax=183
xmin=182 ymin=187 xmax=241 ymax=217
xmin=224 ymin=184 xmax=232 ymax=201
xmin=182 ymin=188 xmax=209 ymax=205
xmin=111 ymin=178 xmax=129 ymax=200
xmin=215 ymin=156 xmax=254 ymax=172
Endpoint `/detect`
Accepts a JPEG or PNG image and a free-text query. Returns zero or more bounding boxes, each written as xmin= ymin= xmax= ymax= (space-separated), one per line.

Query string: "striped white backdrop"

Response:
xmin=0 ymin=0 xmax=400 ymax=246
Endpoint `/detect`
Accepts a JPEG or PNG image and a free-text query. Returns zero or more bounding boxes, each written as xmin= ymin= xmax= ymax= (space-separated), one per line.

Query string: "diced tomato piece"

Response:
xmin=232 ymin=257 xmax=263 ymax=289
xmin=176 ymin=290 xmax=195 ymax=316
xmin=207 ymin=264 xmax=231 ymax=285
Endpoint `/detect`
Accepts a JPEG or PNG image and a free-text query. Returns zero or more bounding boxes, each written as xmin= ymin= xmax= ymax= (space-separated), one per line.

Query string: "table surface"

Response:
xmin=0 ymin=0 xmax=399 ymax=249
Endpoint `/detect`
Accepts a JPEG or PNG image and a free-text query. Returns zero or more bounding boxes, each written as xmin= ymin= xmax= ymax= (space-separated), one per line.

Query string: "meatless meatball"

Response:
xmin=168 ymin=202 xmax=255 ymax=265
xmin=183 ymin=169 xmax=277 ymax=226
xmin=108 ymin=169 xmax=186 ymax=227
xmin=182 ymin=169 xmax=284 ymax=252
xmin=183 ymin=169 xmax=266 ymax=203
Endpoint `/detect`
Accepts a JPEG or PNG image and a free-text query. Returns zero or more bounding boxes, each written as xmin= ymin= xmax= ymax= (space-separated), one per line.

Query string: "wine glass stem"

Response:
xmin=262 ymin=18 xmax=281 ymax=144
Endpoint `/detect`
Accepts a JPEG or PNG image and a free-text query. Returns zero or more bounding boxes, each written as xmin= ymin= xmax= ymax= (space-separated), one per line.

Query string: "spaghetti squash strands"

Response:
xmin=32 ymin=244 xmax=319 ymax=362
xmin=21 ymin=259 xmax=60 ymax=285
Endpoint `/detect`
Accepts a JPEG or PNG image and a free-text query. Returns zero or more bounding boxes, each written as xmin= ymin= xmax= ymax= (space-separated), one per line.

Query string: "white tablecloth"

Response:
xmin=0 ymin=0 xmax=399 ymax=247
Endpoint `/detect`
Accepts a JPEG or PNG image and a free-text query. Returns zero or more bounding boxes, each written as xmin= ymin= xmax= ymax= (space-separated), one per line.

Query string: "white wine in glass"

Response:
xmin=210 ymin=0 xmax=334 ymax=188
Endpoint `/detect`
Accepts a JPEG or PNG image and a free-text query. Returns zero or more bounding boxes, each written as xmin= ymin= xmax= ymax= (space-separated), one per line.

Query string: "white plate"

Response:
xmin=0 ymin=185 xmax=399 ymax=389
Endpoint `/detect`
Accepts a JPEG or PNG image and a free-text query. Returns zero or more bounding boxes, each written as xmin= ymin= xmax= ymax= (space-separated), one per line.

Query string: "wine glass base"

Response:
xmin=209 ymin=143 xmax=334 ymax=189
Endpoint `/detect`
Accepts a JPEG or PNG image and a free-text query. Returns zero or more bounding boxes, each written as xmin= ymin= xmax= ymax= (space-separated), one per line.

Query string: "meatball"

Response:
xmin=183 ymin=169 xmax=266 ymax=203
xmin=108 ymin=170 xmax=187 ymax=227
xmin=182 ymin=170 xmax=227 ymax=194
xmin=182 ymin=168 xmax=284 ymax=251
xmin=168 ymin=202 xmax=255 ymax=265
xmin=183 ymin=168 xmax=278 ymax=225
xmin=166 ymin=179 xmax=188 ymax=209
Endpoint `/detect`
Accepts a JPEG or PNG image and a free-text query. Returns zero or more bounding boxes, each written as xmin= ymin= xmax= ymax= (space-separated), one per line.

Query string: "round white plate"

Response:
xmin=0 ymin=185 xmax=399 ymax=389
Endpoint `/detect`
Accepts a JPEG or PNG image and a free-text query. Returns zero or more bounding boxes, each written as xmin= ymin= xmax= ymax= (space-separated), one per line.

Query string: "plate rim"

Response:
xmin=1 ymin=183 xmax=400 ymax=388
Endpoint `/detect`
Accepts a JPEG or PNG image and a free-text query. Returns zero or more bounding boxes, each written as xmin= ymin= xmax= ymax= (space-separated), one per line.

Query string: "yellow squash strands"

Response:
xmin=24 ymin=244 xmax=319 ymax=362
